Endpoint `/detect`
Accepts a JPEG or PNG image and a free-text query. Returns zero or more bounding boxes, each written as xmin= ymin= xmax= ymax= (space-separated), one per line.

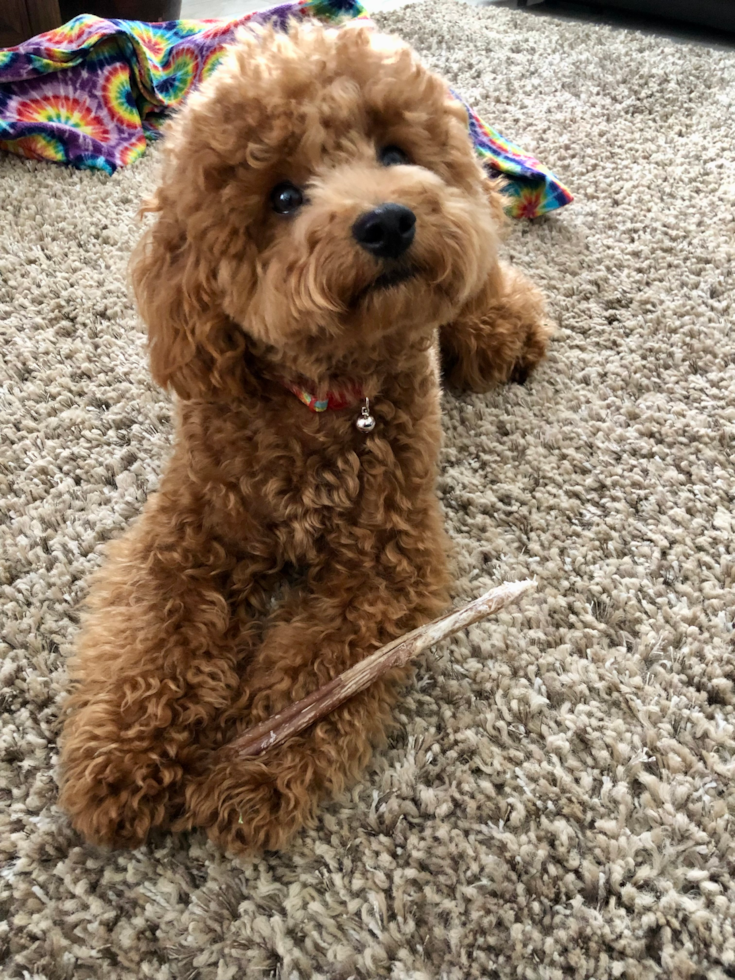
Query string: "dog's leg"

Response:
xmin=59 ymin=496 xmax=274 ymax=848
xmin=179 ymin=507 xmax=450 ymax=854
xmin=440 ymin=262 xmax=552 ymax=391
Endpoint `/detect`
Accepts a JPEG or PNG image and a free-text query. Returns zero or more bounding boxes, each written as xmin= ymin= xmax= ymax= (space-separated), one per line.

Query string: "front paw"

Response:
xmin=441 ymin=264 xmax=552 ymax=392
xmin=59 ymin=731 xmax=180 ymax=847
xmin=180 ymin=755 xmax=319 ymax=854
xmin=510 ymin=314 xmax=553 ymax=385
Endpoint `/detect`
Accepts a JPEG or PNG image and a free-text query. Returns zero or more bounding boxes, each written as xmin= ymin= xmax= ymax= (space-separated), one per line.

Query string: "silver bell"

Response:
xmin=356 ymin=398 xmax=376 ymax=434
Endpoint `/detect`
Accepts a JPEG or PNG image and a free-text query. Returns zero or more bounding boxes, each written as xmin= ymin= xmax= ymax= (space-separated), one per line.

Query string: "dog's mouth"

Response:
xmin=353 ymin=264 xmax=419 ymax=304
xmin=372 ymin=265 xmax=418 ymax=291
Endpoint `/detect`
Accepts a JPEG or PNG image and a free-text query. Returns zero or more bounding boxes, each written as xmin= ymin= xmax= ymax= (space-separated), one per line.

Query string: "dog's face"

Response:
xmin=133 ymin=22 xmax=502 ymax=397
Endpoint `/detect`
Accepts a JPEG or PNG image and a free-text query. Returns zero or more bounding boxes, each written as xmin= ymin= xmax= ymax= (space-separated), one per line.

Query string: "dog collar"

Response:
xmin=280 ymin=379 xmax=362 ymax=413
xmin=278 ymin=379 xmax=376 ymax=433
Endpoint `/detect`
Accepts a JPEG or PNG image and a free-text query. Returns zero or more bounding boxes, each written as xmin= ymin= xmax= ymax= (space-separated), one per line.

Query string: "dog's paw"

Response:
xmin=441 ymin=263 xmax=552 ymax=392
xmin=61 ymin=777 xmax=170 ymax=849
xmin=59 ymin=724 xmax=182 ymax=848
xmin=511 ymin=314 xmax=553 ymax=385
xmin=180 ymin=755 xmax=320 ymax=854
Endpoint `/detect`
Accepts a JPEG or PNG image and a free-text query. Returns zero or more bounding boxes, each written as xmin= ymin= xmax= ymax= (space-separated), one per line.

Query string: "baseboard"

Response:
xmin=539 ymin=0 xmax=735 ymax=33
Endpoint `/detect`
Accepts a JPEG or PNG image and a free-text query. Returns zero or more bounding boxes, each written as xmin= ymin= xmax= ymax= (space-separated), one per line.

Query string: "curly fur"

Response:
xmin=58 ymin=21 xmax=551 ymax=854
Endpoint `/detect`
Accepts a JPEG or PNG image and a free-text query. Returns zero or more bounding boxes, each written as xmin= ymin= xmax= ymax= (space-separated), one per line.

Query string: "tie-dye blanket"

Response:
xmin=0 ymin=0 xmax=572 ymax=218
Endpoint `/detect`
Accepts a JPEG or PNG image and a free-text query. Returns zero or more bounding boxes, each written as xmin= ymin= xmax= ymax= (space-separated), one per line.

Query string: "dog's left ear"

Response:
xmin=482 ymin=171 xmax=510 ymax=230
xmin=443 ymin=95 xmax=509 ymax=231
xmin=130 ymin=194 xmax=247 ymax=401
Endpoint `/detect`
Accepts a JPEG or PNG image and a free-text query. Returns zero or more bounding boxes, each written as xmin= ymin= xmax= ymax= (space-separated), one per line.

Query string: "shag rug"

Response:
xmin=2 ymin=2 xmax=734 ymax=977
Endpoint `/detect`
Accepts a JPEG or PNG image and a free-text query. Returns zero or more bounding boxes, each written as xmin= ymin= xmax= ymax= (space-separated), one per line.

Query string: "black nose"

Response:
xmin=352 ymin=204 xmax=416 ymax=260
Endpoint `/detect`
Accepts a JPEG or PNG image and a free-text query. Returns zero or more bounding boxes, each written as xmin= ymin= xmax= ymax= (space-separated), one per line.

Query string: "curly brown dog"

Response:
xmin=58 ymin=20 xmax=550 ymax=853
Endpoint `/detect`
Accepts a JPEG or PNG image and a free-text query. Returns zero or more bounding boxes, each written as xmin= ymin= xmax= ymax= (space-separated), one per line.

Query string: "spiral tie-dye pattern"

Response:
xmin=0 ymin=0 xmax=571 ymax=217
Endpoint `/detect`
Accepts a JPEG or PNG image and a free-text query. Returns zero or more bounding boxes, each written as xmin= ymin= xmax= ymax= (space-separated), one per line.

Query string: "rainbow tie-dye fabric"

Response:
xmin=0 ymin=0 xmax=572 ymax=219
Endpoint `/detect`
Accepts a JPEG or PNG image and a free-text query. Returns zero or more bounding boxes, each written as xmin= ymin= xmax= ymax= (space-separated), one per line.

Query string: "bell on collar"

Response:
xmin=356 ymin=398 xmax=376 ymax=433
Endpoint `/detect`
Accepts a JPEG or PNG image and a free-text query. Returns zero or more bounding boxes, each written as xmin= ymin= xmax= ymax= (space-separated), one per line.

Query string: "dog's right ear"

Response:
xmin=130 ymin=194 xmax=246 ymax=401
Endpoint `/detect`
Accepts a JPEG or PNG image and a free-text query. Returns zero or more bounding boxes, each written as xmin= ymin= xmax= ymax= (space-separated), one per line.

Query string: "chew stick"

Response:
xmin=219 ymin=579 xmax=535 ymax=761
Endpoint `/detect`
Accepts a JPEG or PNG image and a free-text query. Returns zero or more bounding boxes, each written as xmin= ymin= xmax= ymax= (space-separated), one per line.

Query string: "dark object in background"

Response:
xmin=2 ymin=0 xmax=182 ymax=46
xmin=537 ymin=0 xmax=735 ymax=34
xmin=60 ymin=0 xmax=182 ymax=20
xmin=1 ymin=0 xmax=61 ymax=47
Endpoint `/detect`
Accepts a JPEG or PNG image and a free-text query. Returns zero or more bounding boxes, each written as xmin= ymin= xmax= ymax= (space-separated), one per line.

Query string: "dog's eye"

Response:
xmin=379 ymin=146 xmax=410 ymax=167
xmin=271 ymin=182 xmax=304 ymax=215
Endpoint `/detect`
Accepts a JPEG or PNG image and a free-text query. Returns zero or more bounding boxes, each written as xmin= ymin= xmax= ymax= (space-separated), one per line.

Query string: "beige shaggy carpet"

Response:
xmin=2 ymin=2 xmax=735 ymax=977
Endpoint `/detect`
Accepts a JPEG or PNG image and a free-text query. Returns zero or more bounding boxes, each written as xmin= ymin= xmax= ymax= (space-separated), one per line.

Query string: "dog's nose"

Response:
xmin=352 ymin=204 xmax=416 ymax=260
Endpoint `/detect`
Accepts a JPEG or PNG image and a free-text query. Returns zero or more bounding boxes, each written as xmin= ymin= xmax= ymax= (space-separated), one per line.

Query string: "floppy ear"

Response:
xmin=442 ymin=95 xmax=509 ymax=230
xmin=130 ymin=195 xmax=247 ymax=401
xmin=482 ymin=170 xmax=510 ymax=231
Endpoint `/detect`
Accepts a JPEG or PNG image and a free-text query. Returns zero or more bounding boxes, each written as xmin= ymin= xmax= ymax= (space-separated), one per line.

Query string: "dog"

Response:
xmin=58 ymin=20 xmax=550 ymax=853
